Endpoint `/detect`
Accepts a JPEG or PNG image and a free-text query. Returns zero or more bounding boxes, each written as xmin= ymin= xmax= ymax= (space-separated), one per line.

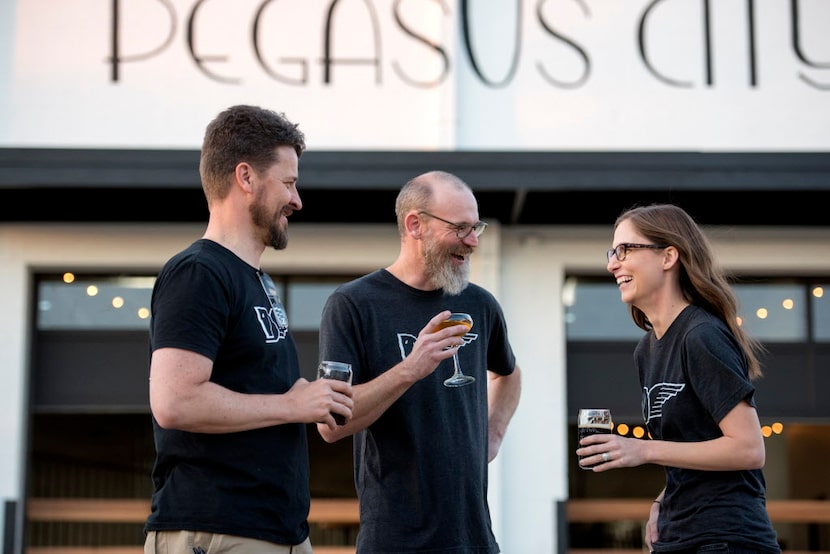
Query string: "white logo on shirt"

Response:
xmin=642 ymin=382 xmax=685 ymax=424
xmin=396 ymin=332 xmax=477 ymax=360
xmin=255 ymin=305 xmax=288 ymax=343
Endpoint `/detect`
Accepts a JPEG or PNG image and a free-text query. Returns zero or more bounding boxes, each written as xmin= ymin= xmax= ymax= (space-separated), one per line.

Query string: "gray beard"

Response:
xmin=423 ymin=241 xmax=470 ymax=296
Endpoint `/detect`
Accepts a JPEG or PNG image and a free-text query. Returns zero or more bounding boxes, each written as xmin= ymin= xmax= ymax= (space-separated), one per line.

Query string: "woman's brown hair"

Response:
xmin=615 ymin=204 xmax=764 ymax=380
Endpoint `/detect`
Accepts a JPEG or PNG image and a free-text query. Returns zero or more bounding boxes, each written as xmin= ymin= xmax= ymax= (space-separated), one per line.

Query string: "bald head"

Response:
xmin=395 ymin=171 xmax=474 ymax=234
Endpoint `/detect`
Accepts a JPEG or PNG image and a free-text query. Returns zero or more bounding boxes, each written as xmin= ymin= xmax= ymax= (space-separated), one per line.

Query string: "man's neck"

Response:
xmin=385 ymin=258 xmax=437 ymax=291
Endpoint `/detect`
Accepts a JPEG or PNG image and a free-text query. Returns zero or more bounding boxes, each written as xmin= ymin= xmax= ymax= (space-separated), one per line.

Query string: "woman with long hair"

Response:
xmin=577 ymin=204 xmax=780 ymax=553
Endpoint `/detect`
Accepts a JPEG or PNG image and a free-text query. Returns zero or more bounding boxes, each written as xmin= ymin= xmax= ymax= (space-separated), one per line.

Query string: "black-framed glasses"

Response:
xmin=257 ymin=271 xmax=288 ymax=330
xmin=418 ymin=211 xmax=488 ymax=239
xmin=606 ymin=243 xmax=668 ymax=262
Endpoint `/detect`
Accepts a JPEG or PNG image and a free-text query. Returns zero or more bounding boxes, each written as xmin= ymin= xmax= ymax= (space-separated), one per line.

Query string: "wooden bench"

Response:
xmin=26 ymin=497 xmax=359 ymax=554
xmin=567 ymin=499 xmax=830 ymax=554
xmin=567 ymin=498 xmax=830 ymax=523
xmin=27 ymin=497 xmax=830 ymax=553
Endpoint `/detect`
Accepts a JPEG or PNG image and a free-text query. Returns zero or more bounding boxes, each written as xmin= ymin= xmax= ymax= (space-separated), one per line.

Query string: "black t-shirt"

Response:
xmin=319 ymin=269 xmax=515 ymax=554
xmin=145 ymin=239 xmax=310 ymax=545
xmin=636 ymin=305 xmax=780 ymax=552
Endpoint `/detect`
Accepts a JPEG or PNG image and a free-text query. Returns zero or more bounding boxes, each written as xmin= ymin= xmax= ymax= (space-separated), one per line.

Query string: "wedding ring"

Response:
xmin=601 ymin=452 xmax=610 ymax=463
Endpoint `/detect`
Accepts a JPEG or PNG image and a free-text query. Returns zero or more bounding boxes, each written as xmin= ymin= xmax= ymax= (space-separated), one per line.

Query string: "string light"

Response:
xmin=610 ymin=423 xmax=783 ymax=439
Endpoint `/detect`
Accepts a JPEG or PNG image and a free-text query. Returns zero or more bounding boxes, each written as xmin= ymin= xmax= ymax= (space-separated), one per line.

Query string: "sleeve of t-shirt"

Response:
xmin=319 ymin=290 xmax=367 ymax=383
xmin=485 ymin=298 xmax=516 ymax=377
xmin=151 ymin=261 xmax=229 ymax=362
xmin=683 ymin=322 xmax=756 ymax=424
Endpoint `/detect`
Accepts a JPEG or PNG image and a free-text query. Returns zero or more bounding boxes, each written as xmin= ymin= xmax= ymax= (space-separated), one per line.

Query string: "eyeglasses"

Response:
xmin=257 ymin=271 xmax=288 ymax=331
xmin=418 ymin=211 xmax=488 ymax=239
xmin=606 ymin=243 xmax=668 ymax=262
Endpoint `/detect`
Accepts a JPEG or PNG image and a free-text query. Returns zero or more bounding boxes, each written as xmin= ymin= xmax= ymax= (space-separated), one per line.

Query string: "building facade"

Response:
xmin=2 ymin=1 xmax=830 ymax=552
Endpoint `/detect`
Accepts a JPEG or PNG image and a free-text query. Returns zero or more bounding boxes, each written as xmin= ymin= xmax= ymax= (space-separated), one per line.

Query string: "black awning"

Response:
xmin=2 ymin=148 xmax=829 ymax=225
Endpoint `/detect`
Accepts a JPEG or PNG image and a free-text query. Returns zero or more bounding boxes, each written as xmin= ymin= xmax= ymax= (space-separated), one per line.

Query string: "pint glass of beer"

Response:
xmin=318 ymin=361 xmax=353 ymax=425
xmin=577 ymin=408 xmax=613 ymax=470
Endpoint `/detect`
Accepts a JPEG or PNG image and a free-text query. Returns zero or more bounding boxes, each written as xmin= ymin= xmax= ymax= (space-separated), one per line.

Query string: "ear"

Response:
xmin=234 ymin=162 xmax=255 ymax=193
xmin=662 ymin=246 xmax=680 ymax=270
xmin=405 ymin=211 xmax=422 ymax=239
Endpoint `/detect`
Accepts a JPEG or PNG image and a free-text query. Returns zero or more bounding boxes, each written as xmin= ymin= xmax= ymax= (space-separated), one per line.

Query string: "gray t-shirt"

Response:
xmin=319 ymin=269 xmax=515 ymax=554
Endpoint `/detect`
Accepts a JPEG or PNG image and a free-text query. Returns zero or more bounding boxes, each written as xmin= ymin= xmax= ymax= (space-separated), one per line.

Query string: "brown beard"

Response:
xmin=250 ymin=188 xmax=288 ymax=251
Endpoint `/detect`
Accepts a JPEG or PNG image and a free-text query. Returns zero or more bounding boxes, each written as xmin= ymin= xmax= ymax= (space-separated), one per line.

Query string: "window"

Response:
xmin=812 ymin=283 xmax=830 ymax=341
xmin=732 ymin=282 xmax=806 ymax=342
xmin=564 ymin=277 xmax=822 ymax=343
xmin=35 ymin=273 xmax=349 ymax=333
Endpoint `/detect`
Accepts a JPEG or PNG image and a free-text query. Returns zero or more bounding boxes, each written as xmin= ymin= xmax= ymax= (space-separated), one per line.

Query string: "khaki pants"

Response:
xmin=144 ymin=530 xmax=313 ymax=554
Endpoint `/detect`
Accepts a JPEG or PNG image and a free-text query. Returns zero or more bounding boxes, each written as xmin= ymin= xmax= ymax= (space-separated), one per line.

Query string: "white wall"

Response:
xmin=3 ymin=1 xmax=830 ymax=150
xmin=2 ymin=222 xmax=830 ymax=552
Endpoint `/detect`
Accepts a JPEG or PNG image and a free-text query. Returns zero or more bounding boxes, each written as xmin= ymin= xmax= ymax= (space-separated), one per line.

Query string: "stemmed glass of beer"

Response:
xmin=438 ymin=312 xmax=475 ymax=387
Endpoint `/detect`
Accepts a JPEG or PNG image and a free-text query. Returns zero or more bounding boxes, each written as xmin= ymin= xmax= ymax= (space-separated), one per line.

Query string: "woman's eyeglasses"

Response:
xmin=606 ymin=243 xmax=668 ymax=262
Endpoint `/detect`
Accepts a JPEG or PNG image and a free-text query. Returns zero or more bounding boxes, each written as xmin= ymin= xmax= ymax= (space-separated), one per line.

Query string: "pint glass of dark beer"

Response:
xmin=577 ymin=408 xmax=613 ymax=470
